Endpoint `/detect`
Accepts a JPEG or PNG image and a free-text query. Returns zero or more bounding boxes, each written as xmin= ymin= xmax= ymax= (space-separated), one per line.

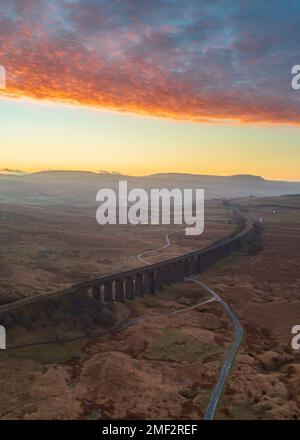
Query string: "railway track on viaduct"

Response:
xmin=0 ymin=208 xmax=256 ymax=317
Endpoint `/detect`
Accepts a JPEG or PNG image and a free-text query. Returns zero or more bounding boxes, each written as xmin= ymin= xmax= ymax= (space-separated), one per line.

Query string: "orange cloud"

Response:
xmin=0 ymin=0 xmax=299 ymax=125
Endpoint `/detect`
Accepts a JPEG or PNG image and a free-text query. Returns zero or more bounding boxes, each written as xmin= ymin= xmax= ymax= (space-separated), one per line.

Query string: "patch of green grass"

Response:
xmin=5 ymin=339 xmax=87 ymax=364
xmin=216 ymin=403 xmax=261 ymax=420
xmin=191 ymin=388 xmax=212 ymax=409
xmin=144 ymin=329 xmax=220 ymax=362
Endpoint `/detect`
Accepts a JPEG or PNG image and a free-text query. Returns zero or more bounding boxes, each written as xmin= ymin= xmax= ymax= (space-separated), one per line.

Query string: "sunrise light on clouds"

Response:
xmin=0 ymin=0 xmax=300 ymax=179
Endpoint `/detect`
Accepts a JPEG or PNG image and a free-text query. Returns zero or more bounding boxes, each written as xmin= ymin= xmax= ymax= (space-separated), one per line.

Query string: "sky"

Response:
xmin=0 ymin=0 xmax=300 ymax=180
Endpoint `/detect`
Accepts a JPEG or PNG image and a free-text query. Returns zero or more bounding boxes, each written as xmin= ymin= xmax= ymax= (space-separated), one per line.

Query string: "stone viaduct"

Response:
xmin=69 ymin=210 xmax=255 ymax=305
xmin=0 ymin=209 xmax=257 ymax=317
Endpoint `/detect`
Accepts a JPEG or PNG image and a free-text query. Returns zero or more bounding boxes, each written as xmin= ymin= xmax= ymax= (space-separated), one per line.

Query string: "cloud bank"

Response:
xmin=0 ymin=0 xmax=299 ymax=124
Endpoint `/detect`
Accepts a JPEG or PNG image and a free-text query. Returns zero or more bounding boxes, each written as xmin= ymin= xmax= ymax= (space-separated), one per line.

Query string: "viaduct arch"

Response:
xmin=0 ymin=210 xmax=257 ymax=318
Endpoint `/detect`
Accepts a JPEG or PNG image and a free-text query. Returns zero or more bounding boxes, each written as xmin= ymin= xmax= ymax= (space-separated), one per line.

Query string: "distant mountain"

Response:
xmin=150 ymin=172 xmax=264 ymax=179
xmin=0 ymin=170 xmax=299 ymax=205
xmin=227 ymin=174 xmax=265 ymax=182
xmin=0 ymin=168 xmax=26 ymax=176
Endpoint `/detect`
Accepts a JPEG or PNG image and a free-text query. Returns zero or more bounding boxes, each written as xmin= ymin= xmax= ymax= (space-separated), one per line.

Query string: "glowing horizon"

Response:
xmin=1 ymin=1 xmax=300 ymax=181
xmin=1 ymin=98 xmax=300 ymax=182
